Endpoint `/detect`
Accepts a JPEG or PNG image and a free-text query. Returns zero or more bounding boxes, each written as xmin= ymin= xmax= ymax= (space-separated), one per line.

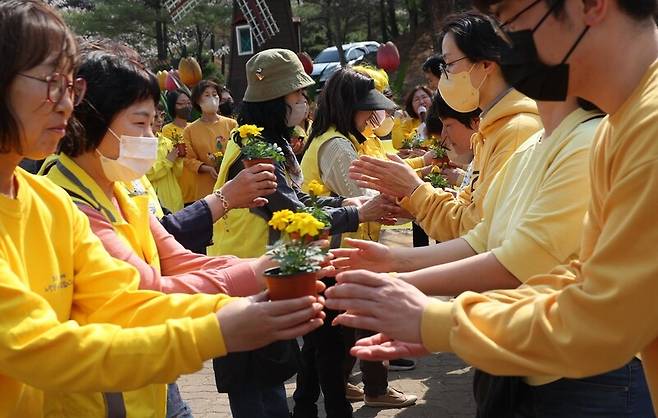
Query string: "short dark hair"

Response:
xmin=422 ymin=55 xmax=443 ymax=77
xmin=0 ymin=0 xmax=77 ymax=154
xmin=433 ymin=94 xmax=479 ymax=129
xmin=439 ymin=11 xmax=507 ymax=64
xmin=473 ymin=0 xmax=656 ymax=21
xmin=191 ymin=79 xmax=220 ymax=112
xmin=307 ymin=68 xmax=374 ymax=147
xmin=166 ymin=89 xmax=190 ymax=118
xmin=404 ymin=85 xmax=434 ymax=119
xmin=59 ymin=42 xmax=160 ymax=157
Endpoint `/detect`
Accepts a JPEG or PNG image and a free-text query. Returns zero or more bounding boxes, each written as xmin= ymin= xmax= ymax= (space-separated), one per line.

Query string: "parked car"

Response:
xmin=311 ymin=41 xmax=380 ymax=87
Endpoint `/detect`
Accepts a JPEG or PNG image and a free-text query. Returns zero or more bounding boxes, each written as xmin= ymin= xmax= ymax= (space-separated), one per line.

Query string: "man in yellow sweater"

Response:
xmin=324 ymin=0 xmax=658 ymax=414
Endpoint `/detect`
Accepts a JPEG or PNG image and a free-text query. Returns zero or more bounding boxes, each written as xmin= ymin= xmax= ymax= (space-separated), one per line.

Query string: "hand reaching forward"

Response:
xmin=330 ymin=238 xmax=396 ymax=273
xmin=218 ymin=290 xmax=325 ymax=353
xmin=349 ymin=154 xmax=424 ymax=199
xmin=324 ymin=269 xmax=431 ymax=344
xmin=350 ymin=333 xmax=430 ymax=361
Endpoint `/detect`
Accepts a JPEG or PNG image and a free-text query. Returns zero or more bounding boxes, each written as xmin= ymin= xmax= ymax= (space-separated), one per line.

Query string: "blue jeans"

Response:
xmin=166 ymin=382 xmax=194 ymax=418
xmin=228 ymin=383 xmax=289 ymax=418
xmin=516 ymin=358 xmax=655 ymax=417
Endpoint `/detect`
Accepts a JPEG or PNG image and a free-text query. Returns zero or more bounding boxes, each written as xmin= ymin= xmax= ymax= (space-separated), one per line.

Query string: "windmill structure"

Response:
xmin=163 ymin=0 xmax=300 ymax=102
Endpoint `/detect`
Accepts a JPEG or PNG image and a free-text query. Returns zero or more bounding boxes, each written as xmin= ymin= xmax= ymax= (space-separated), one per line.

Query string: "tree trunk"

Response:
xmin=386 ymin=0 xmax=399 ymax=38
xmin=154 ymin=0 xmax=167 ymax=61
xmin=406 ymin=0 xmax=418 ymax=34
xmin=366 ymin=6 xmax=373 ymax=40
xmin=424 ymin=0 xmax=446 ymax=52
xmin=379 ymin=0 xmax=388 ymax=41
xmin=195 ymin=24 xmax=204 ymax=62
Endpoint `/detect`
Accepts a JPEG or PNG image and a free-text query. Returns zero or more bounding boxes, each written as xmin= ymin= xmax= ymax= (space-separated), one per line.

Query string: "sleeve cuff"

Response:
xmin=194 ymin=312 xmax=229 ymax=360
xmin=406 ymin=156 xmax=425 ymax=170
xmin=462 ymin=231 xmax=487 ymax=255
xmin=421 ymin=299 xmax=454 ymax=352
xmin=399 ymin=182 xmax=435 ymax=215
xmin=492 ymin=231 xmax=561 ymax=283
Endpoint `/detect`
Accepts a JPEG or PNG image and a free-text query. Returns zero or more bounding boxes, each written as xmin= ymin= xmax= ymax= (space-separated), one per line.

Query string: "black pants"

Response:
xmin=342 ymin=328 xmax=388 ymax=396
xmin=412 ymin=222 xmax=429 ymax=247
xmin=292 ymin=306 xmax=352 ymax=418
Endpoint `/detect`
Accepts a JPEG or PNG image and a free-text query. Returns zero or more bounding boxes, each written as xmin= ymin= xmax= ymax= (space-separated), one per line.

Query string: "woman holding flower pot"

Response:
xmin=182 ymin=79 xmax=238 ymax=201
xmin=207 ymin=48 xmax=397 ymax=418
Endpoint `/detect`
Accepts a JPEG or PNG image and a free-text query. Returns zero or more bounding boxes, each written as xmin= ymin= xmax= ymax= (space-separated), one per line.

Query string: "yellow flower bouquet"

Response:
xmin=231 ymin=124 xmax=285 ymax=167
xmin=264 ymin=210 xmax=328 ymax=300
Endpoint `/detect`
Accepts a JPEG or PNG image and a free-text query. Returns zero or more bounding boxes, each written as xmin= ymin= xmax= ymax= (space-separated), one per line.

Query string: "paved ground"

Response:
xmin=178 ymin=228 xmax=476 ymax=417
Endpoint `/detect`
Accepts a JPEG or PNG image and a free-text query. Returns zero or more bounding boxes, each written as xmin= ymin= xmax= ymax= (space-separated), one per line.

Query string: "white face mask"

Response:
xmin=200 ymin=96 xmax=220 ymax=114
xmin=286 ymin=102 xmax=308 ymax=127
xmin=98 ymin=128 xmax=158 ymax=182
xmin=438 ymin=64 xmax=487 ymax=113
xmin=373 ymin=115 xmax=395 ymax=137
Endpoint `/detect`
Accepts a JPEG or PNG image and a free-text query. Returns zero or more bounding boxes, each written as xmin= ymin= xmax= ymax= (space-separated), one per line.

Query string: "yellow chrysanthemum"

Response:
xmin=307 ymin=180 xmax=328 ymax=197
xmin=285 ymin=212 xmax=325 ymax=237
xmin=268 ymin=209 xmax=295 ymax=231
xmin=213 ymin=151 xmax=224 ymax=157
xmin=237 ymin=124 xmax=264 ymax=139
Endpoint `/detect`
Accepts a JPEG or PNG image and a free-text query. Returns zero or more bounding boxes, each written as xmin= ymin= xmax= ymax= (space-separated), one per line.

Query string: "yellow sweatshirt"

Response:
xmin=421 ymin=61 xmax=658 ymax=413
xmin=182 ymin=116 xmax=238 ymax=201
xmin=0 ymin=169 xmax=233 ymax=418
xmin=147 ymin=133 xmax=184 ymax=212
xmin=464 ymin=108 xmax=602 ymax=283
xmin=399 ymin=89 xmax=542 ymax=242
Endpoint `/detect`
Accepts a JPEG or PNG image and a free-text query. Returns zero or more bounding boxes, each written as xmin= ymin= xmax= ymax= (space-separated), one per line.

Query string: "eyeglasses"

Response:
xmin=484 ymin=0 xmax=545 ymax=46
xmin=439 ymin=56 xmax=469 ymax=79
xmin=19 ymin=72 xmax=87 ymax=106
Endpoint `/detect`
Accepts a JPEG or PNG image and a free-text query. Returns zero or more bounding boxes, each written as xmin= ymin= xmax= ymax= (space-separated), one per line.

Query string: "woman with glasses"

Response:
xmin=349 ymin=11 xmax=542 ymax=243
xmin=0 ymin=2 xmax=325 ymax=416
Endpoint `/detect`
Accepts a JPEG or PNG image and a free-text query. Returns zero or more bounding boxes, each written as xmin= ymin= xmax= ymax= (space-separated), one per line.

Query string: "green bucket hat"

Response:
xmin=244 ymin=48 xmax=315 ymax=102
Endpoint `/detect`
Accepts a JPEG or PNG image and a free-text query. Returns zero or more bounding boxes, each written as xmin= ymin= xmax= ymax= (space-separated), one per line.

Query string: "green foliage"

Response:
xmin=425 ymin=172 xmax=449 ymax=189
xmin=268 ymin=243 xmax=326 ymax=275
xmin=239 ymin=137 xmax=286 ymax=162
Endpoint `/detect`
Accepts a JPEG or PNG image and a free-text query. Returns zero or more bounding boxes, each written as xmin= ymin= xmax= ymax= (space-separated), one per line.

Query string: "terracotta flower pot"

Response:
xmin=264 ymin=267 xmax=318 ymax=301
xmin=175 ymin=142 xmax=187 ymax=157
xmin=243 ymin=157 xmax=274 ymax=168
xmin=432 ymin=155 xmax=450 ymax=167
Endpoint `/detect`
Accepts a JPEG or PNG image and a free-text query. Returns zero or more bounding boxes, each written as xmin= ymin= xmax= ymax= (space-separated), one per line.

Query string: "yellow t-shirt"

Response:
xmin=0 ymin=169 xmax=231 ymax=418
xmin=421 ymin=61 xmax=658 ymax=413
xmin=183 ymin=116 xmax=238 ymax=201
xmin=400 ymin=89 xmax=542 ymax=241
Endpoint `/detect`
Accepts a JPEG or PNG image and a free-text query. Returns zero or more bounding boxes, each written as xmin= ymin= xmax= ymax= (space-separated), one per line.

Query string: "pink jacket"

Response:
xmin=79 ymin=204 xmax=262 ymax=297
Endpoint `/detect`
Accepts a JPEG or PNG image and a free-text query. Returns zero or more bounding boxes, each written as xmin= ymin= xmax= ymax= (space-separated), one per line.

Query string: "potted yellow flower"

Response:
xmin=207 ymin=140 xmax=224 ymax=171
xmin=264 ymin=210 xmax=328 ymax=300
xmin=429 ymin=137 xmax=450 ymax=167
xmin=302 ymin=180 xmax=332 ymax=239
xmin=231 ymin=124 xmax=285 ymax=168
xmin=170 ymin=131 xmax=187 ymax=157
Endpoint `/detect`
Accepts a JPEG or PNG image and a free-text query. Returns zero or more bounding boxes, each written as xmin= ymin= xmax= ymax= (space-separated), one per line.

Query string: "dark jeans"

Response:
xmin=292 ymin=306 xmax=352 ymax=418
xmin=412 ymin=223 xmax=429 ymax=247
xmin=228 ymin=383 xmax=289 ymax=418
xmin=343 ymin=328 xmax=388 ymax=396
xmin=515 ymin=358 xmax=655 ymax=417
xmin=166 ymin=382 xmax=194 ymax=418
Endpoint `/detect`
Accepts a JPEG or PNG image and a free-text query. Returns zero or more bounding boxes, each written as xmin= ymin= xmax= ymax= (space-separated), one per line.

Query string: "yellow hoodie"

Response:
xmin=0 ymin=169 xmax=234 ymax=418
xmin=420 ymin=61 xmax=658 ymax=413
xmin=399 ymin=89 xmax=542 ymax=241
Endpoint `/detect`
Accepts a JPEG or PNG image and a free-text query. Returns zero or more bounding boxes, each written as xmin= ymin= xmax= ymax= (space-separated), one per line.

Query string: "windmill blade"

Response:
xmin=164 ymin=0 xmax=201 ymax=23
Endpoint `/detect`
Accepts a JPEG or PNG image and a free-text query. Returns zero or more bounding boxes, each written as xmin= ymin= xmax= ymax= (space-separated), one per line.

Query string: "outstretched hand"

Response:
xmin=218 ymin=292 xmax=325 ymax=353
xmin=349 ymin=154 xmax=424 ymax=199
xmin=350 ymin=333 xmax=430 ymax=361
xmin=330 ymin=238 xmax=395 ymax=273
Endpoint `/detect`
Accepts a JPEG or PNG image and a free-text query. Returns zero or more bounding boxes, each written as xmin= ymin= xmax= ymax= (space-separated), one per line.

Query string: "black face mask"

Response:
xmin=499 ymin=4 xmax=589 ymax=101
xmin=176 ymin=106 xmax=192 ymax=120
xmin=218 ymin=101 xmax=234 ymax=116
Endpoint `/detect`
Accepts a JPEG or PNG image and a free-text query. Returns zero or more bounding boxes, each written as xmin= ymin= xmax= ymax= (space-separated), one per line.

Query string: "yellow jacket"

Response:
xmin=420 ymin=61 xmax=658 ymax=413
xmin=207 ymin=140 xmax=269 ymax=258
xmin=400 ymin=89 xmax=542 ymax=241
xmin=0 ymin=168 xmax=233 ymax=418
xmin=147 ymin=133 xmax=184 ymax=213
xmin=183 ymin=116 xmax=238 ymax=201
xmin=162 ymin=122 xmax=196 ymax=204
xmin=391 ymin=116 xmax=420 ymax=149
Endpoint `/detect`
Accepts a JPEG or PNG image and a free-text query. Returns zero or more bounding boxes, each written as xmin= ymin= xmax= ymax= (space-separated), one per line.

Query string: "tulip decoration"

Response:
xmin=156 ymin=70 xmax=168 ymax=91
xmin=377 ymin=41 xmax=401 ymax=73
xmin=297 ymin=52 xmax=314 ymax=75
xmin=178 ymin=57 xmax=203 ymax=87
